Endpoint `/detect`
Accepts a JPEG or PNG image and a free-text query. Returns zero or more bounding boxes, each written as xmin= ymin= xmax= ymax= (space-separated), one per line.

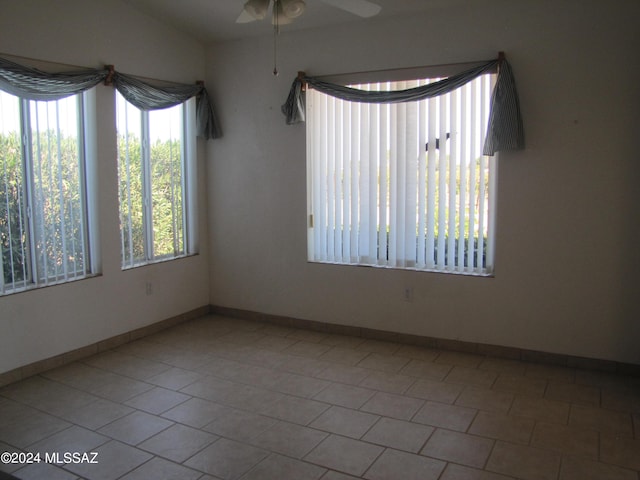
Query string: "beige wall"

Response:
xmin=1 ymin=0 xmax=638 ymax=374
xmin=0 ymin=0 xmax=210 ymax=373
xmin=206 ymin=0 xmax=640 ymax=364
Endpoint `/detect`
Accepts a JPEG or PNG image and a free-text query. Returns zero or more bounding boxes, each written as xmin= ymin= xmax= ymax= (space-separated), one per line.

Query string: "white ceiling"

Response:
xmin=121 ymin=0 xmax=470 ymax=43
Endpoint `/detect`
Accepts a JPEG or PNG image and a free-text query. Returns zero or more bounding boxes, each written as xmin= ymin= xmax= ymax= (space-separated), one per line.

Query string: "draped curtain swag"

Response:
xmin=0 ymin=56 xmax=221 ymax=140
xmin=282 ymin=55 xmax=524 ymax=155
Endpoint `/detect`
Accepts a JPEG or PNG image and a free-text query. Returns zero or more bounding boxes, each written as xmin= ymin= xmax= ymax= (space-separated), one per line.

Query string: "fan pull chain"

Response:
xmin=273 ymin=29 xmax=278 ymax=76
xmin=273 ymin=0 xmax=279 ymax=75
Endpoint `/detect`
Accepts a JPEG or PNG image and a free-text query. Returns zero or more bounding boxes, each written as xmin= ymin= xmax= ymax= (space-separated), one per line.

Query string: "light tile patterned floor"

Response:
xmin=1 ymin=314 xmax=639 ymax=480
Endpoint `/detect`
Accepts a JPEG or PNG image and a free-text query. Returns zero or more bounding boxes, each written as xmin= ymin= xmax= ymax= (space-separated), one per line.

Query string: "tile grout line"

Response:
xmin=3 ymin=314 xmax=640 ymax=479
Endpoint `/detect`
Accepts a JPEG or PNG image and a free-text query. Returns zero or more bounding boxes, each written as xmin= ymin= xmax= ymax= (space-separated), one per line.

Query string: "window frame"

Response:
xmin=305 ymin=66 xmax=498 ymax=276
xmin=0 ymin=89 xmax=95 ymax=295
xmin=116 ymin=92 xmax=196 ymax=269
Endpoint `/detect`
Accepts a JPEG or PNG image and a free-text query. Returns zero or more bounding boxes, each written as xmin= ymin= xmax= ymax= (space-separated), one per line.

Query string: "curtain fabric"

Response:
xmin=0 ymin=56 xmax=222 ymax=139
xmin=0 ymin=56 xmax=108 ymax=101
xmin=112 ymin=72 xmax=222 ymax=139
xmin=481 ymin=60 xmax=523 ymax=155
xmin=282 ymin=57 xmax=524 ymax=155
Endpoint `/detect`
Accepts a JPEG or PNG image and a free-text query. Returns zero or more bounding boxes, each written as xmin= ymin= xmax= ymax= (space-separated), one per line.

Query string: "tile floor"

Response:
xmin=1 ymin=314 xmax=639 ymax=480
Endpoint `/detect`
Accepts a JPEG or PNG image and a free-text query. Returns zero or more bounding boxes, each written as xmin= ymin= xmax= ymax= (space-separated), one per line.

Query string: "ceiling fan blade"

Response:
xmin=320 ymin=0 xmax=381 ymax=18
xmin=237 ymin=0 xmax=271 ymax=23
xmin=236 ymin=9 xmax=257 ymax=23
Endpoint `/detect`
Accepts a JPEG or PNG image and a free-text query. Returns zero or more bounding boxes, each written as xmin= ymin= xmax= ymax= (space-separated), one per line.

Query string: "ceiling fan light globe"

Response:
xmin=272 ymin=2 xmax=294 ymax=24
xmin=243 ymin=0 xmax=270 ymax=20
xmin=281 ymin=0 xmax=305 ymax=18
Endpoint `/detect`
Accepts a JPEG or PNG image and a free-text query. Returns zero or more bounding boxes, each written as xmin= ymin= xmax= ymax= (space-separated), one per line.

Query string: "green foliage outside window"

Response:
xmin=1 ymin=129 xmax=86 ymax=287
xmin=117 ymin=133 xmax=184 ymax=266
xmin=150 ymin=137 xmax=184 ymax=258
xmin=0 ymin=131 xmax=27 ymax=286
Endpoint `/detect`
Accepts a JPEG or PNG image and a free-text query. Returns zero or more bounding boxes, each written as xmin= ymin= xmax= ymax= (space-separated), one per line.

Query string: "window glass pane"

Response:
xmin=1 ymin=90 xmax=90 ymax=294
xmin=149 ymin=105 xmax=184 ymax=259
xmin=28 ymin=95 xmax=88 ymax=282
xmin=116 ymin=92 xmax=187 ymax=268
xmin=116 ymin=92 xmax=145 ymax=266
xmin=0 ymin=91 xmax=28 ymax=290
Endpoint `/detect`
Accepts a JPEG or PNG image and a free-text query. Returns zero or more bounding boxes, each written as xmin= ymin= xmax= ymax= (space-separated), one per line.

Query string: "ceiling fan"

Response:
xmin=239 ymin=0 xmax=382 ymax=76
xmin=236 ymin=0 xmax=382 ymax=25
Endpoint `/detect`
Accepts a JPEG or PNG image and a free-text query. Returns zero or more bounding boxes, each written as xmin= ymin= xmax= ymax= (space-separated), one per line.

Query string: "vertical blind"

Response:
xmin=306 ymin=72 xmax=496 ymax=274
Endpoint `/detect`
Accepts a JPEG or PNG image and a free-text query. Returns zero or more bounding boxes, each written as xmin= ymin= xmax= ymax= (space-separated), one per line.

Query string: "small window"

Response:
xmin=306 ymin=71 xmax=497 ymax=275
xmin=1 ymin=90 xmax=92 ymax=294
xmin=116 ymin=92 xmax=192 ymax=268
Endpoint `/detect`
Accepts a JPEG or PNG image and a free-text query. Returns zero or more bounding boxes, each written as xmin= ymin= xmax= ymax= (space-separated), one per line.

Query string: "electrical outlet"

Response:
xmin=403 ymin=286 xmax=414 ymax=303
xmin=145 ymin=282 xmax=153 ymax=296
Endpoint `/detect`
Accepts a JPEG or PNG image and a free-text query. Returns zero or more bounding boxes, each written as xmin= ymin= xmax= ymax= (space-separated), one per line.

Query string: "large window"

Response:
xmin=0 ymin=90 xmax=92 ymax=294
xmin=306 ymin=71 xmax=497 ymax=275
xmin=117 ymin=92 xmax=193 ymax=268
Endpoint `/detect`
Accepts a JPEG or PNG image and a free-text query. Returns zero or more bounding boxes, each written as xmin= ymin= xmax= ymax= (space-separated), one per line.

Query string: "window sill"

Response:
xmin=121 ymin=252 xmax=199 ymax=271
xmin=308 ymin=259 xmax=495 ymax=278
xmin=0 ymin=273 xmax=102 ymax=298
